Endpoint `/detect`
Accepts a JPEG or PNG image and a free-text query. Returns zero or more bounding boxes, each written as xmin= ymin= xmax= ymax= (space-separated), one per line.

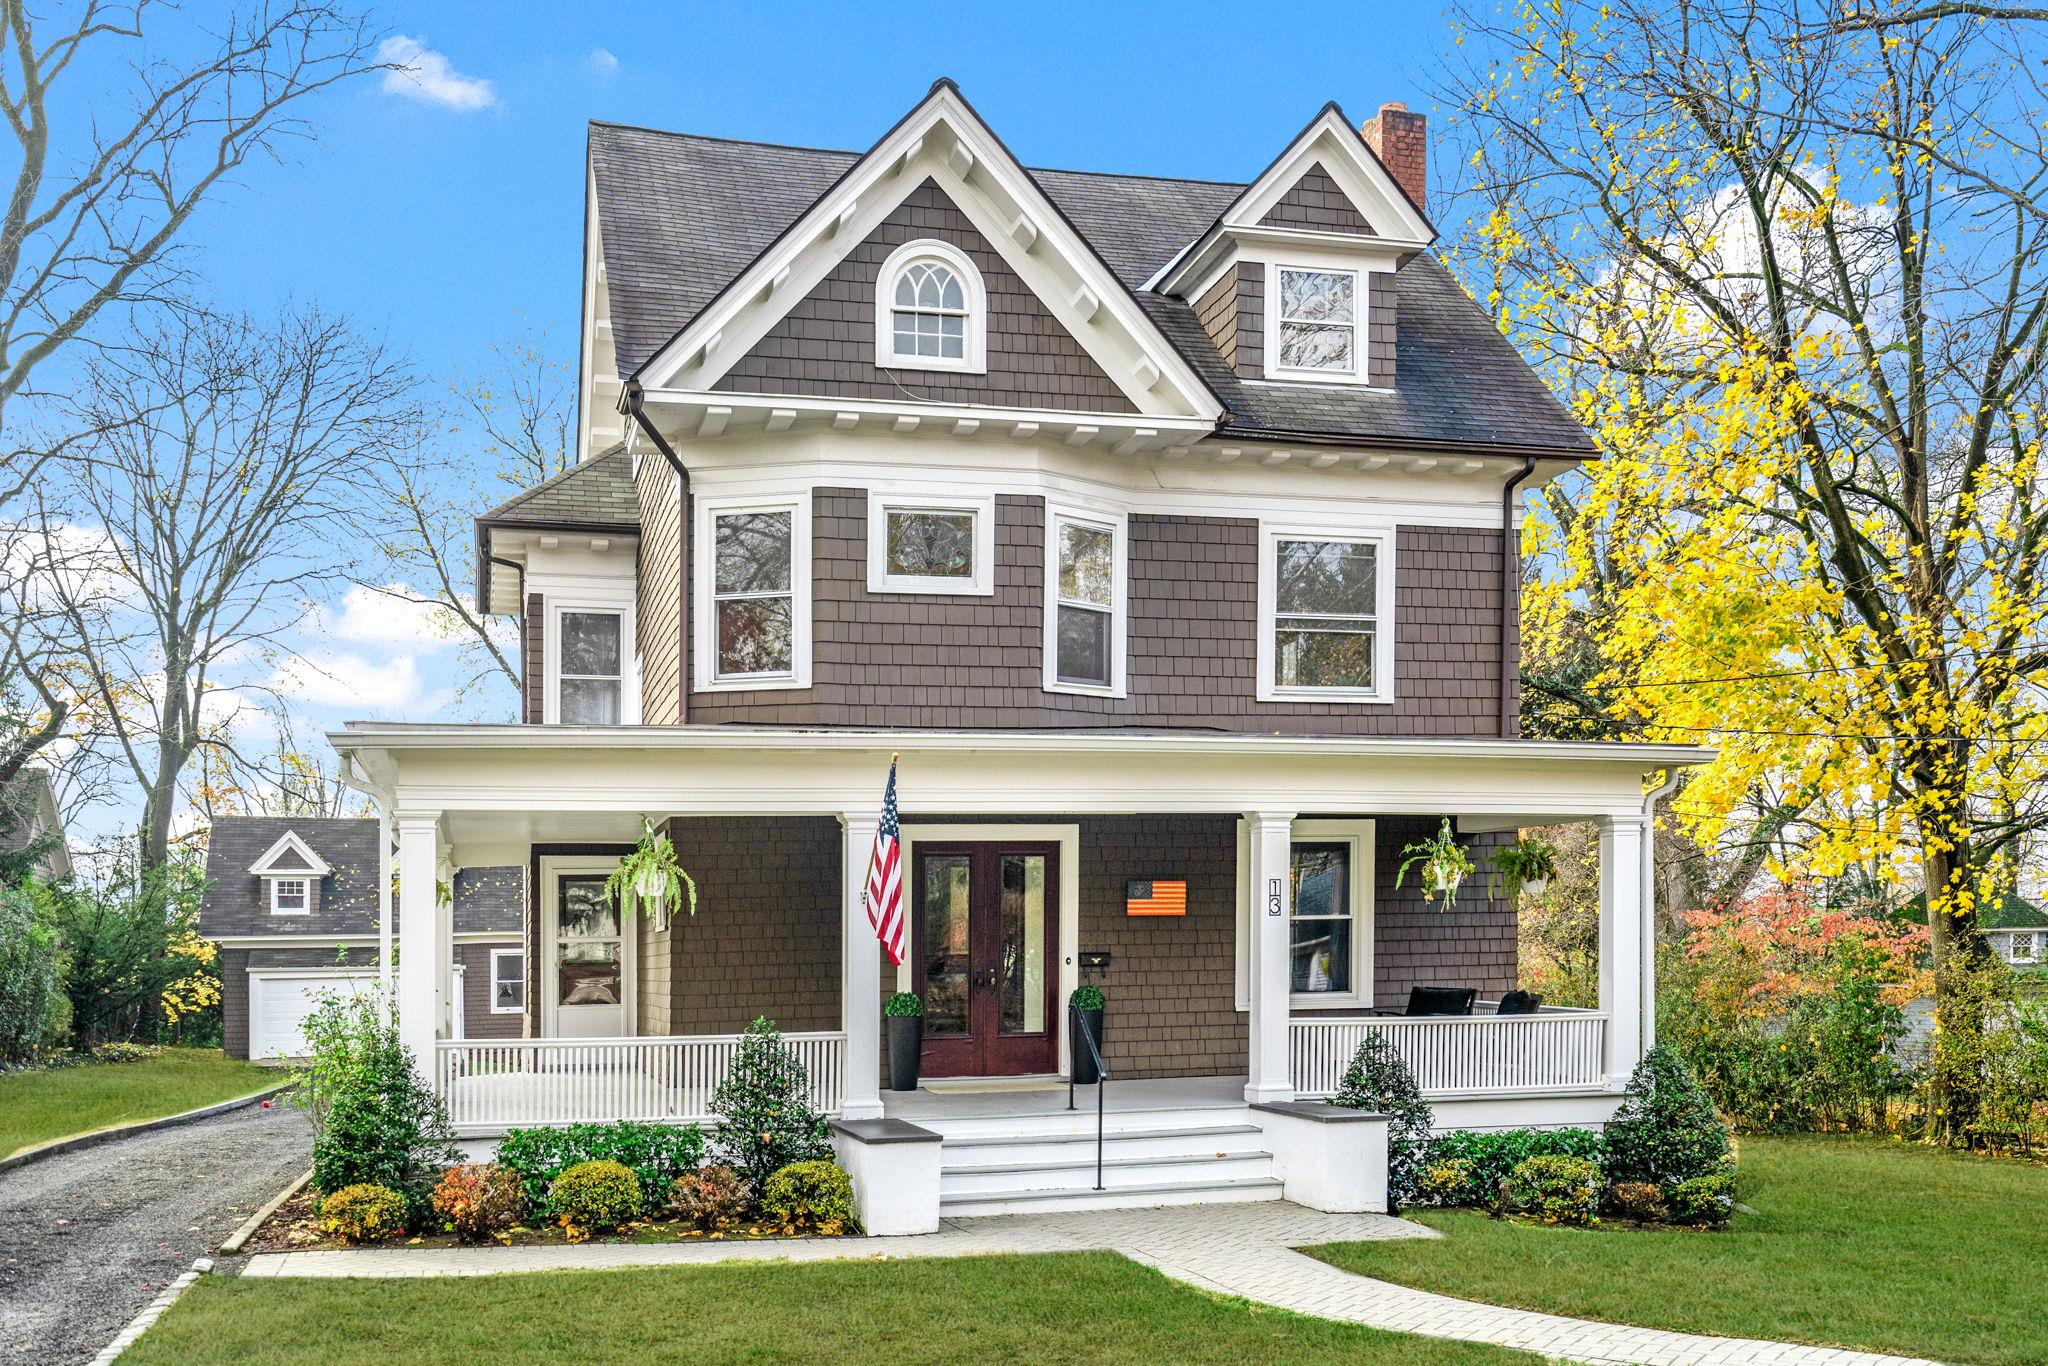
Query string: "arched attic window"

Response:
xmin=875 ymin=238 xmax=987 ymax=374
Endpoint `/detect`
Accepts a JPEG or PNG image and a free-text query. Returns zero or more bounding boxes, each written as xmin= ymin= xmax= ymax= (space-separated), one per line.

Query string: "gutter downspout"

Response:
xmin=1639 ymin=766 xmax=1687 ymax=1056
xmin=1500 ymin=455 xmax=1538 ymax=738
xmin=623 ymin=380 xmax=691 ymax=724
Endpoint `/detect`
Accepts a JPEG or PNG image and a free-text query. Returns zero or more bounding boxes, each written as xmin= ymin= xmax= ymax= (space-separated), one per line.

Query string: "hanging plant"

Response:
xmin=605 ymin=818 xmax=699 ymax=926
xmin=1490 ymin=834 xmax=1560 ymax=899
xmin=1394 ymin=819 xmax=1476 ymax=906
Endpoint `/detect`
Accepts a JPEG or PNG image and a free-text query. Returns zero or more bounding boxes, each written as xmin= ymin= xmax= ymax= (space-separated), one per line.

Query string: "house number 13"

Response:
xmin=1266 ymin=877 xmax=1283 ymax=917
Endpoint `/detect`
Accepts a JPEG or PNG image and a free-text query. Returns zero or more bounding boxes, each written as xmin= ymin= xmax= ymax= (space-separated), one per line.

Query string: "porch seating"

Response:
xmin=1401 ymin=985 xmax=1477 ymax=1016
xmin=1495 ymin=990 xmax=1544 ymax=1015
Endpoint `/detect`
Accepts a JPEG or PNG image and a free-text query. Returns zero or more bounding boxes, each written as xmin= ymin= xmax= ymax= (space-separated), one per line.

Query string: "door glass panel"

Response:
xmin=999 ymin=854 xmax=1046 ymax=1035
xmin=558 ymin=942 xmax=621 ymax=1005
xmin=558 ymin=877 xmax=618 ymax=938
xmin=921 ymin=855 xmax=971 ymax=1037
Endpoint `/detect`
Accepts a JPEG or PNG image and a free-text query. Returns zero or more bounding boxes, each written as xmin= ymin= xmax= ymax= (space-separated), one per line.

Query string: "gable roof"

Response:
xmin=248 ymin=829 xmax=332 ymax=877
xmin=1898 ymin=891 xmax=2048 ymax=932
xmin=588 ymin=99 xmax=1593 ymax=456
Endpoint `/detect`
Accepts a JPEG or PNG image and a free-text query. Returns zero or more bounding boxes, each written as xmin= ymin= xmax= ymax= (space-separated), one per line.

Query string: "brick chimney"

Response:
xmin=1360 ymin=101 xmax=1427 ymax=212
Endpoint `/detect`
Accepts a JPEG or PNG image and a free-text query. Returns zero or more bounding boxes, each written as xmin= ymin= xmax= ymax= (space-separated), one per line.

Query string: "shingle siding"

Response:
xmin=634 ymin=453 xmax=685 ymax=725
xmin=457 ymin=941 xmax=525 ymax=1039
xmin=713 ymin=180 xmax=1135 ymax=414
xmin=523 ymin=592 xmax=544 ymax=724
xmin=1367 ymin=270 xmax=1398 ymax=389
xmin=1259 ymin=165 xmax=1377 ymax=235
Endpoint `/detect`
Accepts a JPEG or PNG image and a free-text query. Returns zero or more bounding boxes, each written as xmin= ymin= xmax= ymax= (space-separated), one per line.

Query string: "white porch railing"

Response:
xmin=436 ymin=1032 xmax=847 ymax=1131
xmin=1290 ymin=1011 xmax=1608 ymax=1098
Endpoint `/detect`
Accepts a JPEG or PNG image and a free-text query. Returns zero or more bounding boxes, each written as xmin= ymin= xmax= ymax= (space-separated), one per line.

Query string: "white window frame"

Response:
xmin=268 ymin=877 xmax=310 ymax=916
xmin=1265 ymin=262 xmax=1367 ymax=384
xmin=1255 ymin=522 xmax=1396 ymax=704
xmin=489 ymin=948 xmax=526 ymax=1014
xmin=545 ymin=599 xmax=641 ymax=725
xmin=865 ymin=491 xmax=996 ymax=595
xmin=2011 ymin=931 xmax=2038 ymax=963
xmin=693 ymin=492 xmax=812 ymax=692
xmin=1234 ymin=818 xmax=1376 ymax=1011
xmin=874 ymin=238 xmax=987 ymax=375
xmin=1042 ymin=504 xmax=1127 ymax=697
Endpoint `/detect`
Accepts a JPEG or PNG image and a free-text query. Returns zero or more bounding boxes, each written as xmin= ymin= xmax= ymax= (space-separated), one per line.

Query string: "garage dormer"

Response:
xmin=1153 ymin=102 xmax=1435 ymax=391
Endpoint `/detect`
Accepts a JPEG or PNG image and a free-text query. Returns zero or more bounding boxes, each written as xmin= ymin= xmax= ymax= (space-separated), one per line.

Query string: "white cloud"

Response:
xmin=377 ymin=35 xmax=497 ymax=112
xmin=587 ymin=47 xmax=619 ymax=77
xmin=270 ymin=651 xmax=426 ymax=714
xmin=307 ymin=583 xmax=462 ymax=648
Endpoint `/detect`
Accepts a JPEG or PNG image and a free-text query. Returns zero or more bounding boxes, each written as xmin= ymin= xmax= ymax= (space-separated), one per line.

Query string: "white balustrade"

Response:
xmin=436 ymin=1032 xmax=847 ymax=1131
xmin=1290 ymin=1011 xmax=1608 ymax=1098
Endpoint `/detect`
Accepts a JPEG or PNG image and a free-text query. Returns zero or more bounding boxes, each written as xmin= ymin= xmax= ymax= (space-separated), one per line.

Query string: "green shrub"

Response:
xmin=1668 ymin=1170 xmax=1738 ymax=1226
xmin=1329 ymin=1033 xmax=1434 ymax=1210
xmin=430 ymin=1162 xmax=526 ymax=1243
xmin=497 ymin=1120 xmax=705 ymax=1215
xmin=1420 ymin=1127 xmax=1605 ymax=1207
xmin=1069 ymin=984 xmax=1105 ymax=1011
xmin=1498 ymin=1154 xmax=1601 ymax=1226
xmin=307 ymin=1019 xmax=460 ymax=1223
xmin=669 ymin=1163 xmax=750 ymax=1229
xmin=711 ymin=1017 xmax=831 ymax=1190
xmin=319 ymin=1183 xmax=407 ymax=1243
xmin=883 ymin=991 xmax=922 ymax=1017
xmin=1416 ymin=1157 xmax=1479 ymax=1207
xmin=1604 ymin=1045 xmax=1732 ymax=1189
xmin=548 ymin=1159 xmax=641 ymax=1237
xmin=0 ymin=886 xmax=61 ymax=1066
xmin=1603 ymin=1179 xmax=1670 ymax=1222
xmin=760 ymin=1159 xmax=856 ymax=1234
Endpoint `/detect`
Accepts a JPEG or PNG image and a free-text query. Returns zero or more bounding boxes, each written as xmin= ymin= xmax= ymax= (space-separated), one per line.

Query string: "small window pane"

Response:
xmin=493 ymin=956 xmax=525 ymax=1011
xmin=560 ymin=677 xmax=621 ymax=724
xmin=1289 ymin=917 xmax=1352 ymax=993
xmin=714 ymin=512 xmax=792 ymax=595
xmin=560 ymin=612 xmax=620 ymax=677
xmin=894 ymin=274 xmax=918 ymax=307
xmin=886 ymin=509 xmax=975 ymax=580
xmin=1279 ymin=322 xmax=1354 ymax=371
xmin=1058 ymin=523 xmax=1113 ymax=606
xmin=1276 ymin=624 xmax=1375 ymax=688
xmin=1275 ymin=540 xmax=1377 ymax=616
xmin=1056 ymin=604 xmax=1110 ymax=687
xmin=717 ymin=597 xmax=794 ymax=675
xmin=557 ymin=942 xmax=620 ymax=1006
xmin=558 ymin=878 xmax=619 ymax=938
xmin=1289 ymin=842 xmax=1351 ymax=994
xmin=1280 ymin=269 xmax=1355 ymax=324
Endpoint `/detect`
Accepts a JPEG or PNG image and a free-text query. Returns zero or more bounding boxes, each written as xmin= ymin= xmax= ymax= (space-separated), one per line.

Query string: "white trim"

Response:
xmin=248 ymin=830 xmax=332 ymax=878
xmin=1256 ymin=521 xmax=1397 ymax=704
xmin=544 ymin=598 xmax=641 ymax=725
xmin=246 ymin=968 xmax=380 ymax=982
xmin=692 ymin=491 xmax=813 ymax=692
xmin=1235 ymin=818 xmax=1376 ymax=1011
xmin=874 ymin=238 xmax=987 ymax=375
xmin=1042 ymin=503 xmax=1127 ymax=697
xmin=489 ymin=947 xmax=526 ymax=1015
xmin=268 ymin=877 xmax=311 ymax=917
xmin=894 ymin=822 xmax=1081 ymax=1078
xmin=539 ymin=856 xmax=636 ymax=1039
xmin=1265 ymin=263 xmax=1368 ymax=385
xmin=865 ymin=491 xmax=996 ymax=595
xmin=210 ymin=935 xmax=379 ymax=948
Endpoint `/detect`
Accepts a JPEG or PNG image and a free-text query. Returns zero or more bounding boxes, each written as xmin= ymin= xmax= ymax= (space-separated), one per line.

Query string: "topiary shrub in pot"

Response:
xmin=430 ymin=1162 xmax=527 ymax=1243
xmin=884 ymin=991 xmax=923 ymax=1092
xmin=320 ymin=1183 xmax=407 ymax=1244
xmin=711 ymin=1017 xmax=832 ymax=1191
xmin=669 ymin=1164 xmax=750 ymax=1230
xmin=549 ymin=1159 xmax=641 ymax=1240
xmin=1329 ymin=1032 xmax=1434 ymax=1211
xmin=1497 ymin=1154 xmax=1601 ymax=1226
xmin=1069 ymin=985 xmax=1107 ymax=1085
xmin=761 ymin=1159 xmax=857 ymax=1234
xmin=1604 ymin=1045 xmax=1732 ymax=1191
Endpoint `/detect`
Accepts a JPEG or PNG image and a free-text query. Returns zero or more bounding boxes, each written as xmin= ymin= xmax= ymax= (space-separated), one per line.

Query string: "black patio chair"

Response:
xmin=1403 ymin=985 xmax=1478 ymax=1016
xmin=1495 ymin=990 xmax=1544 ymax=1016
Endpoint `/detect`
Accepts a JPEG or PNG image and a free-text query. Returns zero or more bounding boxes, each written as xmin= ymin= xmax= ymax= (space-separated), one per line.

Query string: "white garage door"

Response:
xmin=249 ymin=972 xmax=376 ymax=1060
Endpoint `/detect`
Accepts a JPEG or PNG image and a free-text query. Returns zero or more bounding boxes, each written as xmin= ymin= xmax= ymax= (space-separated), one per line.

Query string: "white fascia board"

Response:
xmin=1227 ymin=108 xmax=1433 ymax=243
xmin=634 ymin=86 xmax=1221 ymax=423
xmin=248 ymin=830 xmax=334 ymax=878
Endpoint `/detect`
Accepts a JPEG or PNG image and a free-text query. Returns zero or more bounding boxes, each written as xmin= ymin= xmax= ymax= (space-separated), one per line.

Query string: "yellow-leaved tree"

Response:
xmin=1438 ymin=0 xmax=2048 ymax=1140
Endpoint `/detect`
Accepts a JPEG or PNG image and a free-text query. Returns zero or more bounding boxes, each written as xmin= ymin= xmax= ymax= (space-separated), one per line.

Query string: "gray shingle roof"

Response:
xmin=479 ymin=444 xmax=638 ymax=529
xmin=453 ymin=865 xmax=524 ymax=936
xmin=587 ymin=120 xmax=1594 ymax=456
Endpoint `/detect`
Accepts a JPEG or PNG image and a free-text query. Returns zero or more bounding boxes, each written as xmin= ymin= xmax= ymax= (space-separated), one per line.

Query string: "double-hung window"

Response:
xmin=270 ymin=878 xmax=309 ymax=915
xmin=490 ymin=949 xmax=526 ymax=1013
xmin=558 ymin=611 xmax=623 ymax=723
xmin=1256 ymin=525 xmax=1393 ymax=702
xmin=1044 ymin=508 xmax=1125 ymax=694
xmin=1234 ymin=818 xmax=1374 ymax=1010
xmin=695 ymin=495 xmax=811 ymax=690
xmin=867 ymin=493 xmax=994 ymax=594
xmin=1270 ymin=266 xmax=1361 ymax=380
xmin=874 ymin=239 xmax=987 ymax=374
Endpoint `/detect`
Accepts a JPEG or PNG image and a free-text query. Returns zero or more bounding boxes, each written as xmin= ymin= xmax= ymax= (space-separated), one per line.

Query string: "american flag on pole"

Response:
xmin=864 ymin=757 xmax=905 ymax=966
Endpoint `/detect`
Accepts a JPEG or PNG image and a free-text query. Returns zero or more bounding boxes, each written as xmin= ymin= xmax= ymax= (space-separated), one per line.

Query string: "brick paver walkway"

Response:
xmin=240 ymin=1202 xmax=1934 ymax=1366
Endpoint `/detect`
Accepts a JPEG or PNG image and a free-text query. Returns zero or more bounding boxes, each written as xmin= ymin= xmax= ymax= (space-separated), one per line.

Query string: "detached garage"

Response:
xmin=246 ymin=970 xmax=377 ymax=1060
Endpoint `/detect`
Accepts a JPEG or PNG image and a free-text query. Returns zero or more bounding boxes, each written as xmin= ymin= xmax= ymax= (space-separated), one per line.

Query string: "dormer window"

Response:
xmin=271 ymin=878 xmax=309 ymax=915
xmin=1271 ymin=267 xmax=1361 ymax=379
xmin=876 ymin=239 xmax=986 ymax=374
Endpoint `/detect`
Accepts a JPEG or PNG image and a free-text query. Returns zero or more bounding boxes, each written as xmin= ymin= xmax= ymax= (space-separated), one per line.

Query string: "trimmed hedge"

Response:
xmin=498 ymin=1120 xmax=704 ymax=1215
xmin=1419 ymin=1127 xmax=1606 ymax=1207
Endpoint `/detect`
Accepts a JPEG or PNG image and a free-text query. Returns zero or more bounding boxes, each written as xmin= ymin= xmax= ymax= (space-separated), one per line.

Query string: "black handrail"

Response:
xmin=1066 ymin=1001 xmax=1109 ymax=1190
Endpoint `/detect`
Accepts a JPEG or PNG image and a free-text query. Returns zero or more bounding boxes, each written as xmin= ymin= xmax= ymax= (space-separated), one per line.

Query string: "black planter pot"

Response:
xmin=1071 ymin=1007 xmax=1106 ymax=1085
xmin=887 ymin=1015 xmax=923 ymax=1091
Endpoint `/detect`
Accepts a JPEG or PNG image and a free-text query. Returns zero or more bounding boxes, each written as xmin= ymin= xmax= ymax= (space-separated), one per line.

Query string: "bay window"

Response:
xmin=867 ymin=493 xmax=995 ymax=594
xmin=694 ymin=494 xmax=811 ymax=690
xmin=558 ymin=611 xmax=623 ymax=723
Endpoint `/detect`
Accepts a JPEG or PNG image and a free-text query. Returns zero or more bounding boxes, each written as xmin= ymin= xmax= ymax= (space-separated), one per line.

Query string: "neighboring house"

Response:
xmin=1900 ymin=891 xmax=2048 ymax=967
xmin=331 ymin=82 xmax=1709 ymax=1223
xmin=0 ymin=769 xmax=72 ymax=881
xmin=198 ymin=816 xmax=525 ymax=1059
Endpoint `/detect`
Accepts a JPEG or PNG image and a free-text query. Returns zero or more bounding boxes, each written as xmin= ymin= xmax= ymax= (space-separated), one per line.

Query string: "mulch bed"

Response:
xmin=244 ymin=1187 xmax=843 ymax=1253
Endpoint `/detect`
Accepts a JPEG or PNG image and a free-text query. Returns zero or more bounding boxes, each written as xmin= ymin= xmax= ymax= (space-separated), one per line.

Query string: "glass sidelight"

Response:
xmin=922 ymin=854 xmax=972 ymax=1037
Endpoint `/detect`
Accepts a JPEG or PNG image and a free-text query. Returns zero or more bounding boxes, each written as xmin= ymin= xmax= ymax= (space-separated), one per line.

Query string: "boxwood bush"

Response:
xmin=1498 ymin=1154 xmax=1601 ymax=1225
xmin=548 ymin=1159 xmax=640 ymax=1237
xmin=498 ymin=1120 xmax=705 ymax=1215
xmin=1419 ymin=1127 xmax=1606 ymax=1207
xmin=320 ymin=1183 xmax=407 ymax=1244
xmin=761 ymin=1159 xmax=855 ymax=1234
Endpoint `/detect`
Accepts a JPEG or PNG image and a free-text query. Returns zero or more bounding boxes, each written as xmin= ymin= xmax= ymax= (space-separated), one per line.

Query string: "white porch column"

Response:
xmin=1244 ymin=810 xmax=1297 ymax=1104
xmin=376 ymin=802 xmax=394 ymax=1012
xmin=396 ymin=813 xmax=441 ymax=1068
xmin=1597 ymin=813 xmax=1648 ymax=1088
xmin=840 ymin=813 xmax=885 ymax=1120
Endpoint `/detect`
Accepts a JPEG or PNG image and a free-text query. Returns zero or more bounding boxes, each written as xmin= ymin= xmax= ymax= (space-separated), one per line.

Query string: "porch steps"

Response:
xmin=924 ymin=1104 xmax=1285 ymax=1216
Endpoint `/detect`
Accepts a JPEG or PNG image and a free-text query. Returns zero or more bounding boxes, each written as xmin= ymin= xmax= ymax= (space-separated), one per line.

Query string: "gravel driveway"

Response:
xmin=0 ymin=1099 xmax=311 ymax=1364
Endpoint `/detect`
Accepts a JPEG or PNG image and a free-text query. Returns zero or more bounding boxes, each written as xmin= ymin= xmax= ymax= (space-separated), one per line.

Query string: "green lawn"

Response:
xmin=1315 ymin=1135 xmax=2048 ymax=1366
xmin=0 ymin=1048 xmax=279 ymax=1158
xmin=129 ymin=1251 xmax=1532 ymax=1365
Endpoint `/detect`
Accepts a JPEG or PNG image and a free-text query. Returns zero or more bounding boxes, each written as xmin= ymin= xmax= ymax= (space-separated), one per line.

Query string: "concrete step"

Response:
xmin=939 ymin=1174 xmax=1286 ymax=1217
xmin=913 ymin=1104 xmax=1252 ymax=1141
xmin=939 ymin=1123 xmax=1265 ymax=1166
xmin=940 ymin=1148 xmax=1274 ymax=1197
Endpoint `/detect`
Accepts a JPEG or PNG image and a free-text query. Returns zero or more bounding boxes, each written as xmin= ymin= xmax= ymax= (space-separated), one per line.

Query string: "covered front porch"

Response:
xmin=332 ymin=724 xmax=1705 ymax=1141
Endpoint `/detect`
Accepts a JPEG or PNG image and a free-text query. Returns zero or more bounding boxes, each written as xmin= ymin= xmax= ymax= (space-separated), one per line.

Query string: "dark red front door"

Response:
xmin=912 ymin=842 xmax=1059 ymax=1076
